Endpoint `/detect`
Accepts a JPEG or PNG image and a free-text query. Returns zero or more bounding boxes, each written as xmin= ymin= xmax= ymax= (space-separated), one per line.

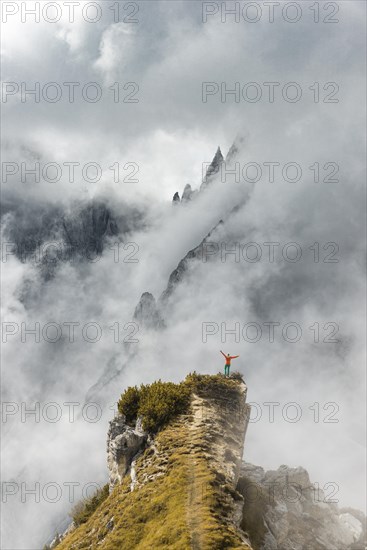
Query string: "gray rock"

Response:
xmin=201 ymin=146 xmax=224 ymax=189
xmin=181 ymin=184 xmax=193 ymax=202
xmin=2 ymin=198 xmax=145 ymax=282
xmin=238 ymin=462 xmax=366 ymax=550
xmin=133 ymin=292 xmax=164 ymax=329
xmin=107 ymin=413 xmax=147 ymax=490
xmin=172 ymin=191 xmax=181 ymax=204
xmin=62 ymin=200 xmax=118 ymax=258
xmin=175 ymin=139 xmax=242 ymax=204
xmin=240 ymin=462 xmax=265 ymax=484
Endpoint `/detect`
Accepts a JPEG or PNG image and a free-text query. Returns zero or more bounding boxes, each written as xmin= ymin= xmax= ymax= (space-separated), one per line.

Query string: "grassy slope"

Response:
xmin=57 ymin=376 xmax=251 ymax=550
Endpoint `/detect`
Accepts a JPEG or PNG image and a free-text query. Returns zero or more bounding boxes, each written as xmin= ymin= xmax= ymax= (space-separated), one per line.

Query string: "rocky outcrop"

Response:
xmin=174 ymin=144 xmax=227 ymax=204
xmin=133 ymin=292 xmax=164 ymax=329
xmin=191 ymin=379 xmax=250 ymax=487
xmin=340 ymin=508 xmax=367 ymax=549
xmin=2 ymin=198 xmax=145 ymax=282
xmin=182 ymin=184 xmax=194 ymax=202
xmin=188 ymin=377 xmax=252 ymax=547
xmin=237 ymin=462 xmax=366 ymax=550
xmin=106 ymin=375 xmax=253 ymax=547
xmin=106 ymin=413 xmax=147 ymax=490
xmin=56 ymin=375 xmax=254 ymax=549
xmin=172 ymin=191 xmax=181 ymax=205
xmin=49 ymin=375 xmax=366 ymax=550
xmin=200 ymin=146 xmax=224 ymax=189
xmin=62 ymin=200 xmax=119 ymax=257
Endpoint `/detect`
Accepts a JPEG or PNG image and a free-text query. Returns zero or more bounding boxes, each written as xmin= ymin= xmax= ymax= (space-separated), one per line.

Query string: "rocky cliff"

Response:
xmin=172 ymin=144 xmax=223 ymax=204
xmin=2 ymin=198 xmax=144 ymax=280
xmin=52 ymin=374 xmax=253 ymax=549
xmin=48 ymin=375 xmax=365 ymax=550
xmin=237 ymin=463 xmax=366 ymax=550
xmin=133 ymin=292 xmax=165 ymax=330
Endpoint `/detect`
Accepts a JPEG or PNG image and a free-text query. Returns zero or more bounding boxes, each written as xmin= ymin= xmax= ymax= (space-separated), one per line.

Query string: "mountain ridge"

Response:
xmin=46 ymin=374 xmax=366 ymax=550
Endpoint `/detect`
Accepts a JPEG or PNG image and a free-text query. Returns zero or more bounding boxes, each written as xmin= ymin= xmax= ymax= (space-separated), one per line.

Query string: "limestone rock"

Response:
xmin=238 ymin=462 xmax=366 ymax=550
xmin=191 ymin=379 xmax=250 ymax=486
xmin=133 ymin=292 xmax=164 ymax=329
xmin=107 ymin=413 xmax=147 ymax=490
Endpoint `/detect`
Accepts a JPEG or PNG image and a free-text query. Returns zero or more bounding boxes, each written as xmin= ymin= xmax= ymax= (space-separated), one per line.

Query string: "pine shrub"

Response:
xmin=117 ymin=380 xmax=191 ymax=433
xmin=117 ymin=385 xmax=140 ymax=425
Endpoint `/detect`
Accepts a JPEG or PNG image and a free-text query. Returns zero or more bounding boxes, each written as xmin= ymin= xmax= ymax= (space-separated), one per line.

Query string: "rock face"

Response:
xmin=191 ymin=379 xmax=250 ymax=487
xmin=201 ymin=146 xmax=224 ymax=189
xmin=106 ymin=378 xmax=251 ymax=496
xmin=62 ymin=200 xmax=118 ymax=257
xmin=2 ymin=198 xmax=144 ymax=280
xmin=49 ymin=376 xmax=366 ymax=550
xmin=106 ymin=376 xmax=253 ymax=547
xmin=237 ymin=462 xmax=366 ymax=550
xmin=182 ymin=184 xmax=194 ymax=202
xmin=188 ymin=378 xmax=252 ymax=547
xmin=56 ymin=375 xmax=254 ymax=549
xmin=174 ymin=144 xmax=226 ymax=204
xmin=172 ymin=191 xmax=181 ymax=204
xmin=133 ymin=292 xmax=164 ymax=329
xmin=106 ymin=413 xmax=147 ymax=490
xmin=339 ymin=508 xmax=367 ymax=549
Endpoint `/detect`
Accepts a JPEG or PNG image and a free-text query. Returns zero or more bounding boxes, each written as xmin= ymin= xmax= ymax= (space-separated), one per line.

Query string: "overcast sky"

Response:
xmin=1 ymin=1 xmax=366 ymax=548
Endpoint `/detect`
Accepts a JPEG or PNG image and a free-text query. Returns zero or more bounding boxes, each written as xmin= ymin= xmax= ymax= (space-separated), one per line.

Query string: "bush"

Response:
xmin=117 ymin=374 xmax=246 ymax=433
xmin=185 ymin=371 xmax=244 ymax=398
xmin=71 ymin=484 xmax=109 ymax=527
xmin=117 ymin=385 xmax=140 ymax=425
xmin=139 ymin=381 xmax=191 ymax=432
xmin=229 ymin=370 xmax=245 ymax=382
xmin=117 ymin=380 xmax=191 ymax=433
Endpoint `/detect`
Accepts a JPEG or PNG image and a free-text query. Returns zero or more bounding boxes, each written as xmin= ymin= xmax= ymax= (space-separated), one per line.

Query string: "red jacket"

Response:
xmin=220 ymin=351 xmax=239 ymax=365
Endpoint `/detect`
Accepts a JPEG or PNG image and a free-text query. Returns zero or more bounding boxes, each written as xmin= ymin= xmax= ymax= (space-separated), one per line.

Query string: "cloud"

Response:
xmin=94 ymin=24 xmax=136 ymax=84
xmin=1 ymin=1 xmax=366 ymax=547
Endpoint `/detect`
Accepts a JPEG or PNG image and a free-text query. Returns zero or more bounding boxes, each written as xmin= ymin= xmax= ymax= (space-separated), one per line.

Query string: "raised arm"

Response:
xmin=220 ymin=350 xmax=226 ymax=357
xmin=231 ymin=355 xmax=239 ymax=359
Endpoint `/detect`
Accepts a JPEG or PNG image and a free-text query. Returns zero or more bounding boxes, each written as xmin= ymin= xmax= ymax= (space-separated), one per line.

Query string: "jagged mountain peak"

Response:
xmin=201 ymin=145 xmax=224 ymax=189
xmin=172 ymin=191 xmax=181 ymax=204
xmin=133 ymin=292 xmax=164 ymax=329
xmin=173 ymin=138 xmax=245 ymax=205
xmin=214 ymin=145 xmax=223 ymax=158
xmin=182 ymin=183 xmax=194 ymax=201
